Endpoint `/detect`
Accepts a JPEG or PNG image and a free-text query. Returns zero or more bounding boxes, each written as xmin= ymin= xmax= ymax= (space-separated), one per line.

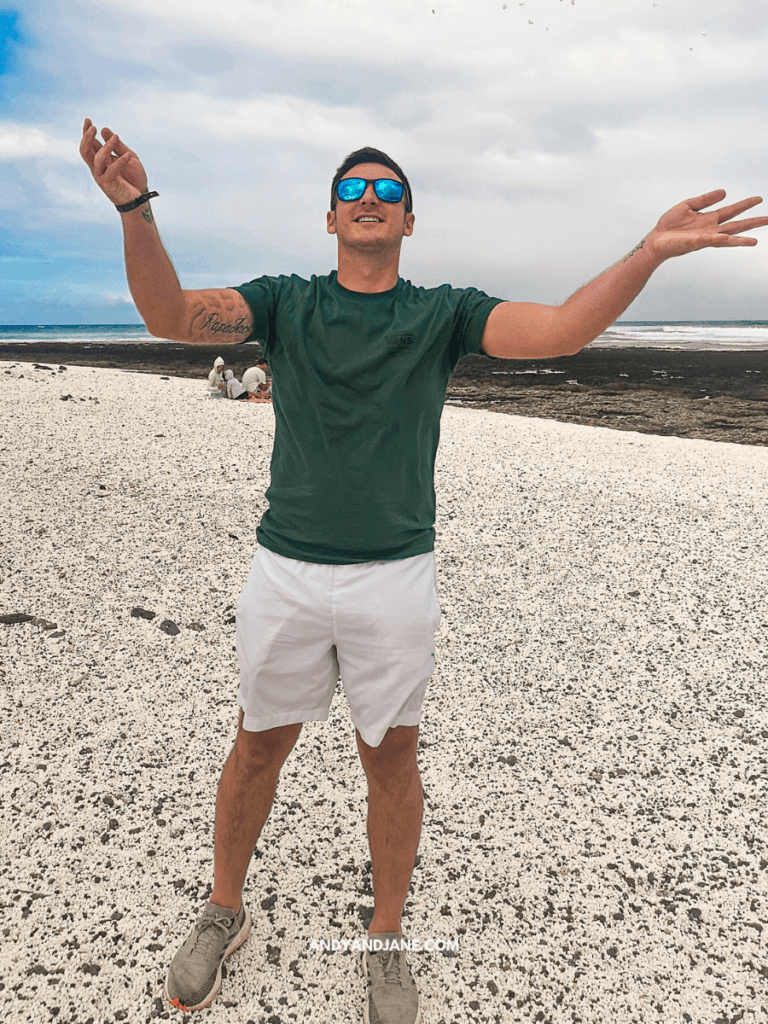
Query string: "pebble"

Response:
xmin=1 ymin=613 xmax=36 ymax=625
xmin=1 ymin=360 xmax=767 ymax=1024
xmin=130 ymin=607 xmax=156 ymax=620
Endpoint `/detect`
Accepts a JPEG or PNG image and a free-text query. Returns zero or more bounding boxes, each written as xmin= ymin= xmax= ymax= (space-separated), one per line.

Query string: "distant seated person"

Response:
xmin=248 ymin=381 xmax=272 ymax=403
xmin=242 ymin=358 xmax=269 ymax=394
xmin=224 ymin=369 xmax=251 ymax=401
xmin=206 ymin=356 xmax=226 ymax=398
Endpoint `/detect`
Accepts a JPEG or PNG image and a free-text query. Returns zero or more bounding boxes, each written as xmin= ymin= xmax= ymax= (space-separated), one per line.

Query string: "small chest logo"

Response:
xmin=386 ymin=333 xmax=415 ymax=353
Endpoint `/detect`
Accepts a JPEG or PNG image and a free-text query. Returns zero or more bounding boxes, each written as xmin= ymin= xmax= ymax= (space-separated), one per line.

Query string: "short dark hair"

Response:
xmin=330 ymin=147 xmax=413 ymax=213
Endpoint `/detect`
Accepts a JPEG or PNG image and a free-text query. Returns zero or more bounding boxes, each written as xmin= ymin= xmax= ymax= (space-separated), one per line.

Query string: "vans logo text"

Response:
xmin=386 ymin=334 xmax=414 ymax=352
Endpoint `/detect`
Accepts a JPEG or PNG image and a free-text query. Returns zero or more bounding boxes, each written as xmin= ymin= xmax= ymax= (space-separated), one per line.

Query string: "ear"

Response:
xmin=327 ymin=209 xmax=337 ymax=235
xmin=403 ymin=212 xmax=415 ymax=237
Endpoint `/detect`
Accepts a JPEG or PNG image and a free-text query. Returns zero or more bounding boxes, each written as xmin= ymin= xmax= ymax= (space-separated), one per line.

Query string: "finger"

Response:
xmin=79 ymin=133 xmax=93 ymax=165
xmin=717 ymin=236 xmax=759 ymax=247
xmin=701 ymin=230 xmax=759 ymax=247
xmin=100 ymin=151 xmax=133 ymax=184
xmin=686 ymin=189 xmax=726 ymax=212
xmin=79 ymin=123 xmax=99 ymax=168
xmin=92 ymin=138 xmax=116 ymax=177
xmin=93 ymin=140 xmax=129 ymax=178
xmin=92 ymin=133 xmax=131 ymax=175
xmin=80 ymin=120 xmax=96 ymax=141
xmin=715 ymin=196 xmax=763 ymax=224
xmin=718 ymin=216 xmax=768 ymax=236
xmin=93 ymin=130 xmax=126 ymax=165
xmin=102 ymin=128 xmax=132 ymax=158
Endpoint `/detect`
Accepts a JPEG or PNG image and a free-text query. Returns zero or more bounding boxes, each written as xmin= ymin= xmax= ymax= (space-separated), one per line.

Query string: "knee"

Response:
xmin=232 ymin=720 xmax=301 ymax=777
xmin=358 ymin=727 xmax=420 ymax=789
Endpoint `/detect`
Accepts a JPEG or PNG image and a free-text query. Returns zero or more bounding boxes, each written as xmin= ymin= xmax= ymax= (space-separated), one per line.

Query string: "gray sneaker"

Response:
xmin=362 ymin=933 xmax=421 ymax=1024
xmin=164 ymin=900 xmax=251 ymax=1012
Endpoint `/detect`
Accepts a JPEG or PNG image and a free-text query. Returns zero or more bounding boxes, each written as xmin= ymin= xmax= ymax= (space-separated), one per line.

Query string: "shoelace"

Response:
xmin=377 ymin=949 xmax=402 ymax=986
xmin=188 ymin=912 xmax=232 ymax=958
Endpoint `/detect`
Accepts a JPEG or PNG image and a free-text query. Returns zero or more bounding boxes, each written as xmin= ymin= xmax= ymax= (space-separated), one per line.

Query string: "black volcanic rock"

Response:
xmin=0 ymin=340 xmax=265 ymax=381
xmin=130 ymin=607 xmax=156 ymax=620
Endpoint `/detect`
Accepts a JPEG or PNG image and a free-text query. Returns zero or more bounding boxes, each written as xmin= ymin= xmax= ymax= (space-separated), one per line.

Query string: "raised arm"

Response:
xmin=79 ymin=120 xmax=253 ymax=344
xmin=481 ymin=189 xmax=768 ymax=359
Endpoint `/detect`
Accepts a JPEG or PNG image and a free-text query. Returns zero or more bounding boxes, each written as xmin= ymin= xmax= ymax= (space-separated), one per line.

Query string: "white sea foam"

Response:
xmin=594 ymin=323 xmax=768 ymax=350
xmin=2 ymin=322 xmax=768 ymax=350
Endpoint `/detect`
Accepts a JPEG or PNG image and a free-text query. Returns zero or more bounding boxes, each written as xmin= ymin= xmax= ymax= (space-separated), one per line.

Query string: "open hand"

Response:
xmin=79 ymin=119 xmax=148 ymax=206
xmin=648 ymin=190 xmax=768 ymax=261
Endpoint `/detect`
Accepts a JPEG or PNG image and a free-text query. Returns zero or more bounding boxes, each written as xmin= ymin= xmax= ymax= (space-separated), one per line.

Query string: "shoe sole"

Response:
xmin=361 ymin=950 xmax=422 ymax=1024
xmin=164 ymin=907 xmax=252 ymax=1013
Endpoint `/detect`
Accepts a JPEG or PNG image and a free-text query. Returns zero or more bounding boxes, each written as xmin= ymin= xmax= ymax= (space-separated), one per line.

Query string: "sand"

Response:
xmin=2 ymin=361 xmax=767 ymax=1024
xmin=5 ymin=342 xmax=768 ymax=448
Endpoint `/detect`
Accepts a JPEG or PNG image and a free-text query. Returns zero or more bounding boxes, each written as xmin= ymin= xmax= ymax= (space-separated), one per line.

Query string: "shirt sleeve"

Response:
xmin=231 ymin=276 xmax=283 ymax=359
xmin=447 ymin=287 xmax=505 ymax=370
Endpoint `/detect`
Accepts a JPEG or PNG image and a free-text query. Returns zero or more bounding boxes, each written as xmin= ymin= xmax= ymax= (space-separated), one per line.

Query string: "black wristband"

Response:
xmin=115 ymin=191 xmax=159 ymax=213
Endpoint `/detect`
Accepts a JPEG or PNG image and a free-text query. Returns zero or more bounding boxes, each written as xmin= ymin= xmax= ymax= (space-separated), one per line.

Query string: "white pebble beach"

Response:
xmin=2 ymin=359 xmax=767 ymax=1024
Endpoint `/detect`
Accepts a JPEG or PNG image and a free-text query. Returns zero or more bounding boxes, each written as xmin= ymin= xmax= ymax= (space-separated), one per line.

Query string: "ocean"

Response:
xmin=1 ymin=321 xmax=768 ymax=351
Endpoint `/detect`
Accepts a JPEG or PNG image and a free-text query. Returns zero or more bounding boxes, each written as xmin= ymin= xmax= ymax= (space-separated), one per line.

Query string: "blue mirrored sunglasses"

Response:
xmin=336 ymin=177 xmax=405 ymax=204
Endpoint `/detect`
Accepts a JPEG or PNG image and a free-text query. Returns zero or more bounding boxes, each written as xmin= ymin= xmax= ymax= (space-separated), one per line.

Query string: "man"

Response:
xmin=247 ymin=381 xmax=272 ymax=403
xmin=242 ymin=357 xmax=269 ymax=393
xmin=79 ymin=118 xmax=766 ymax=1023
xmin=243 ymin=357 xmax=273 ymax=403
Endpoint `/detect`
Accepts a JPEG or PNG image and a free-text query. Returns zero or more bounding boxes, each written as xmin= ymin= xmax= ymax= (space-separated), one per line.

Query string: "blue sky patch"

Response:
xmin=0 ymin=9 xmax=24 ymax=76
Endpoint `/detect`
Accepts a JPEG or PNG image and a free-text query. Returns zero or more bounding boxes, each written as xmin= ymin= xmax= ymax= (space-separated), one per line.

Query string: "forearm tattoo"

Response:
xmin=203 ymin=314 xmax=251 ymax=336
xmin=141 ymin=205 xmax=154 ymax=225
xmin=188 ymin=292 xmax=253 ymax=343
xmin=622 ymin=239 xmax=645 ymax=263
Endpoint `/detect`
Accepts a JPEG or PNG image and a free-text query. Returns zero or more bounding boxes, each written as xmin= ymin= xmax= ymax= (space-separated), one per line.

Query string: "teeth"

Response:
xmin=357 ymin=217 xmax=381 ymax=222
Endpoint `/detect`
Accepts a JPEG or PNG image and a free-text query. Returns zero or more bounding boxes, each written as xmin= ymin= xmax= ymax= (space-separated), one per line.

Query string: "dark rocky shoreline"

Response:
xmin=3 ymin=341 xmax=767 ymax=446
xmin=0 ymin=341 xmax=265 ymax=381
xmin=449 ymin=349 xmax=768 ymax=447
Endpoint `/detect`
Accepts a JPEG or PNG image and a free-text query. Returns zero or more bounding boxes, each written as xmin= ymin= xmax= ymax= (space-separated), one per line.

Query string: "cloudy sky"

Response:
xmin=1 ymin=0 xmax=767 ymax=324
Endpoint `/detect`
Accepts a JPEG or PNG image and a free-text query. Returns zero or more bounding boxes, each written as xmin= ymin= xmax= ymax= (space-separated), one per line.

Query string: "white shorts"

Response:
xmin=235 ymin=546 xmax=442 ymax=748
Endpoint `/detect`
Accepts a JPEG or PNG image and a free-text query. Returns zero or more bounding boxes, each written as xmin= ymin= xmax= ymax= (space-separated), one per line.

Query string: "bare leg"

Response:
xmin=356 ymin=726 xmax=422 ymax=935
xmin=209 ymin=711 xmax=302 ymax=913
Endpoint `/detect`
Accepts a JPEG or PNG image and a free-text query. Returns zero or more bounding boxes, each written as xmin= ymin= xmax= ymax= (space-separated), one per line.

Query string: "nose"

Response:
xmin=360 ymin=183 xmax=379 ymax=203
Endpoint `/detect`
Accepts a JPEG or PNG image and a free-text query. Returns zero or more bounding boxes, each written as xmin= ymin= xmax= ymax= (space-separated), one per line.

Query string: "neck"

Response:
xmin=335 ymin=245 xmax=401 ymax=293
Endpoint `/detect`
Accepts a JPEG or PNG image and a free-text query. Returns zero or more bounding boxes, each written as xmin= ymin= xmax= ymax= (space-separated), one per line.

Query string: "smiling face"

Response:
xmin=326 ymin=162 xmax=415 ymax=253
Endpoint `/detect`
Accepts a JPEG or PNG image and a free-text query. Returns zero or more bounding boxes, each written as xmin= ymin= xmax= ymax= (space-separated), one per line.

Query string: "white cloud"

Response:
xmin=101 ymin=290 xmax=134 ymax=304
xmin=0 ymin=124 xmax=78 ymax=163
xmin=6 ymin=0 xmax=768 ymax=316
xmin=109 ymin=89 xmax=396 ymax=153
xmin=79 ymin=0 xmax=768 ymax=83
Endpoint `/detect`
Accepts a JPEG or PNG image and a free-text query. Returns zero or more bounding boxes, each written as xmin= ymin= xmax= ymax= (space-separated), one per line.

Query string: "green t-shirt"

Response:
xmin=234 ymin=271 xmax=503 ymax=564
